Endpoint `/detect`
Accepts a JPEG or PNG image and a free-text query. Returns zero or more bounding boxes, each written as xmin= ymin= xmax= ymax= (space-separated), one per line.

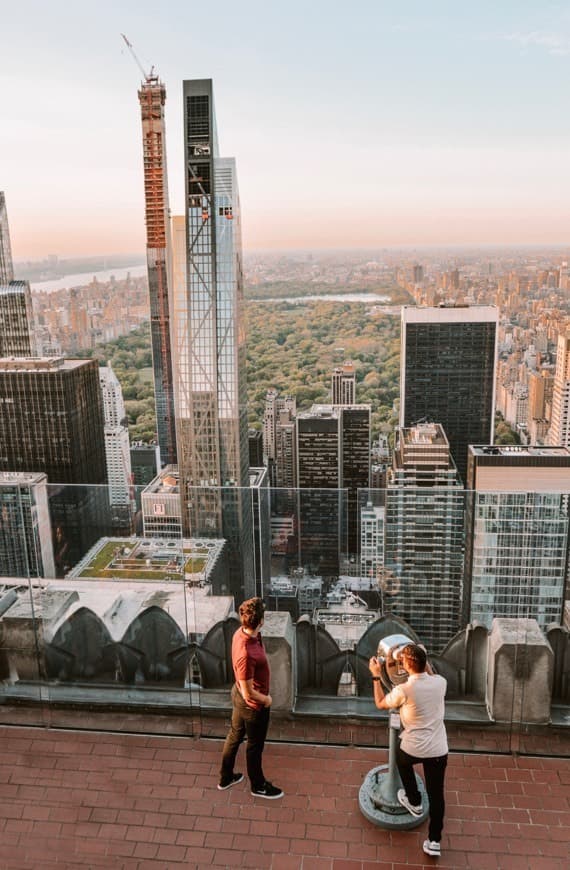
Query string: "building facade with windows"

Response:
xmin=0 ymin=471 xmax=55 ymax=578
xmin=99 ymin=366 xmax=133 ymax=533
xmin=360 ymin=501 xmax=385 ymax=590
xmin=141 ymin=466 xmax=183 ymax=539
xmin=263 ymin=389 xmax=296 ymax=487
xmin=400 ymin=305 xmax=498 ymax=484
xmin=296 ymin=404 xmax=370 ymax=576
xmin=548 ymin=332 xmax=570 ymax=448
xmin=332 ymin=361 xmax=356 ymax=405
xmin=0 ymin=357 xmax=108 ymax=574
xmin=384 ymin=423 xmax=464 ymax=651
xmin=465 ymin=445 xmax=570 ymax=630
xmin=0 ymin=358 xmax=106 ymax=485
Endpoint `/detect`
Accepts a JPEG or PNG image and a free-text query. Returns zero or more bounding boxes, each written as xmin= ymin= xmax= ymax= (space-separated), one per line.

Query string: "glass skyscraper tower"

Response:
xmin=465 ymin=445 xmax=570 ymax=630
xmin=178 ymin=79 xmax=252 ymax=596
xmin=0 ymin=192 xmax=14 ymax=284
xmin=400 ymin=305 xmax=498 ymax=485
xmin=0 ymin=191 xmax=35 ymax=357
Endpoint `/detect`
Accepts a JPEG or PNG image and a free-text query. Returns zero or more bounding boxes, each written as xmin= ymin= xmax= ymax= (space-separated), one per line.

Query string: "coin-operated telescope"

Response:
xmin=376 ymin=634 xmax=414 ymax=692
xmin=358 ymin=634 xmax=429 ymax=830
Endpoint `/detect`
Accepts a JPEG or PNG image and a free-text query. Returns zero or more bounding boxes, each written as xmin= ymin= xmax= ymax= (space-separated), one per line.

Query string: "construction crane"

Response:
xmin=121 ymin=33 xmax=157 ymax=83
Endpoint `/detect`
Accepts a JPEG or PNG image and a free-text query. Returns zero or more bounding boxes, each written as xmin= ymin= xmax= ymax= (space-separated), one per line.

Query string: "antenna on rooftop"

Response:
xmin=121 ymin=33 xmax=157 ymax=83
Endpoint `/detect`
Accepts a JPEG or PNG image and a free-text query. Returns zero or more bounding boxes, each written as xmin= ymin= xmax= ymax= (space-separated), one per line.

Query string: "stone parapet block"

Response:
xmin=262 ymin=611 xmax=294 ymax=711
xmin=486 ymin=617 xmax=553 ymax=724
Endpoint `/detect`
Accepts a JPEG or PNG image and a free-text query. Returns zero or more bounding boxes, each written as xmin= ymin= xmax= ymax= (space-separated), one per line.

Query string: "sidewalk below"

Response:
xmin=0 ymin=725 xmax=568 ymax=869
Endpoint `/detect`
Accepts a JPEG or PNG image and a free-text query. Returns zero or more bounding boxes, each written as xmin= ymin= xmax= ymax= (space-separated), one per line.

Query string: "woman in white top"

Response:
xmin=369 ymin=643 xmax=448 ymax=858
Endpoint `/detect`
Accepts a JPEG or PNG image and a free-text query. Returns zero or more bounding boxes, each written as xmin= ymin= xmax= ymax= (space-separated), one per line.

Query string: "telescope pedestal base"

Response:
xmin=359 ymin=764 xmax=429 ymax=830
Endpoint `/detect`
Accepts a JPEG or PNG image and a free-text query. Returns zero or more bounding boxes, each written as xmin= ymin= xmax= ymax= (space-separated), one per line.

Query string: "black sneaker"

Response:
xmin=251 ymin=781 xmax=284 ymax=799
xmin=217 ymin=772 xmax=244 ymax=791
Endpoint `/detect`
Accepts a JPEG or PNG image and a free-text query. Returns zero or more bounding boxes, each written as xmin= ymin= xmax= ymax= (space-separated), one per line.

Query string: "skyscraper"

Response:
xmin=248 ymin=429 xmax=263 ymax=468
xmin=360 ymin=501 xmax=385 ymax=589
xmin=384 ymin=423 xmax=464 ymax=651
xmin=0 ymin=192 xmax=14 ymax=284
xmin=0 ymin=358 xmax=106 ymax=484
xmin=548 ymin=332 xmax=570 ymax=448
xmin=339 ymin=404 xmax=371 ymax=555
xmin=130 ymin=442 xmax=160 ymax=487
xmin=296 ymin=403 xmax=370 ymax=575
xmin=465 ymin=445 xmax=570 ymax=630
xmin=263 ymin=389 xmax=296 ymax=486
xmin=0 ymin=192 xmax=35 ymax=357
xmin=99 ymin=365 xmax=133 ymax=527
xmin=0 ymin=284 xmax=35 ymax=356
xmin=400 ymin=305 xmax=498 ymax=484
xmin=527 ymin=369 xmax=554 ymax=439
xmin=0 ymin=471 xmax=55 ymax=578
xmin=0 ymin=357 xmax=108 ymax=573
xmin=178 ymin=79 xmax=252 ymax=596
xmin=275 ymin=409 xmax=297 ymax=489
xmin=137 ymin=70 xmax=177 ymax=467
xmin=249 ymin=466 xmax=271 ymax=597
xmin=331 ymin=361 xmax=356 ymax=405
xmin=297 ymin=405 xmax=342 ymax=576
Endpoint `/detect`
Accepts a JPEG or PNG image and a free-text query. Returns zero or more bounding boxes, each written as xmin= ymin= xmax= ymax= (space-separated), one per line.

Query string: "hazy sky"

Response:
xmin=3 ymin=1 xmax=570 ymax=258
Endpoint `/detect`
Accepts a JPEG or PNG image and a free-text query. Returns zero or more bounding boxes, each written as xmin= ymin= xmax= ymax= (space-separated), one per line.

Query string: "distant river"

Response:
xmin=31 ymin=263 xmax=147 ymax=293
xmin=255 ymin=293 xmax=391 ymax=304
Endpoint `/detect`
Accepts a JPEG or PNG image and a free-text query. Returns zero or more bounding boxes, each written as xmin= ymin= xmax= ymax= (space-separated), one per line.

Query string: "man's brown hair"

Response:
xmin=401 ymin=644 xmax=427 ymax=673
xmin=239 ymin=597 xmax=266 ymax=630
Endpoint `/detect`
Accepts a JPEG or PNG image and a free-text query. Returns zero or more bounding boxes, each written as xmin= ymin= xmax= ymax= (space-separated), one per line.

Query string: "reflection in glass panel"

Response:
xmin=0 ymin=480 xmax=566 ymax=756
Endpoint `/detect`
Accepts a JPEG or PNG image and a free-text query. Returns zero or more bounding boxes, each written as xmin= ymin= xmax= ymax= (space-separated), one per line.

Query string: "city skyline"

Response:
xmin=3 ymin=1 xmax=570 ymax=258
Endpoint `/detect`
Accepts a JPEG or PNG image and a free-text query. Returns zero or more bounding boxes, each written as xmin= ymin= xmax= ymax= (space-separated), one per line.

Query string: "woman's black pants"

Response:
xmin=396 ymin=744 xmax=448 ymax=843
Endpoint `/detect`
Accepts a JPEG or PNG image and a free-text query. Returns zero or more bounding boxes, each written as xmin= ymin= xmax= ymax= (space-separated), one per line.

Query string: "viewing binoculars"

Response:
xmin=375 ymin=633 xmax=415 ymax=691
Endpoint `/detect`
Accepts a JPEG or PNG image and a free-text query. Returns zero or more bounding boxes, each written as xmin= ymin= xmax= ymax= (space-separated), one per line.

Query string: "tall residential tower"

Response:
xmin=177 ymin=79 xmax=252 ymax=596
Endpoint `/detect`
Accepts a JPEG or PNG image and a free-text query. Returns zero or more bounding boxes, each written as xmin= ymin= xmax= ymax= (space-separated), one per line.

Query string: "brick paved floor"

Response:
xmin=0 ymin=725 xmax=568 ymax=869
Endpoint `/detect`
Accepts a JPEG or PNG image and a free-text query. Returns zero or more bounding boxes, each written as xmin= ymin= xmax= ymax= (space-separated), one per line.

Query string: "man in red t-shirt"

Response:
xmin=218 ymin=597 xmax=284 ymax=799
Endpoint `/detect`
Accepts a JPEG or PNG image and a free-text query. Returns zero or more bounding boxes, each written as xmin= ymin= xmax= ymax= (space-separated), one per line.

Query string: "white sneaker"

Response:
xmin=397 ymin=788 xmax=422 ymax=817
xmin=423 ymin=839 xmax=441 ymax=857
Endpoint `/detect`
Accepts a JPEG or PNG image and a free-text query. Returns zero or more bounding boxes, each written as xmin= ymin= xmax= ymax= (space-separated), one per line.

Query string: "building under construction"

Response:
xmin=134 ymin=52 xmax=177 ymax=468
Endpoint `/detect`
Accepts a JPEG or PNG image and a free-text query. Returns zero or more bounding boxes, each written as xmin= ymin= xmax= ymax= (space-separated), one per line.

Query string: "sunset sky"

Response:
xmin=3 ymin=1 xmax=570 ymax=258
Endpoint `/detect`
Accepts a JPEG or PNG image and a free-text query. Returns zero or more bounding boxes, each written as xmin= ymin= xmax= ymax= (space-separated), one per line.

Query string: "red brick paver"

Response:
xmin=0 ymin=726 xmax=568 ymax=868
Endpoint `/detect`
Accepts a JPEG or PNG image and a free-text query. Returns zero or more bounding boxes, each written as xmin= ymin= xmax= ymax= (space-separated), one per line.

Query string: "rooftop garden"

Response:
xmin=78 ymin=540 xmax=207 ymax=581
